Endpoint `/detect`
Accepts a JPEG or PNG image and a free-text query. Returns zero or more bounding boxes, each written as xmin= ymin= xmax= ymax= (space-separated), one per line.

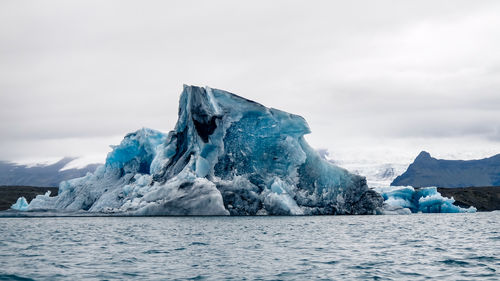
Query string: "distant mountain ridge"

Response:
xmin=0 ymin=158 xmax=100 ymax=187
xmin=391 ymin=151 xmax=500 ymax=188
xmin=317 ymin=149 xmax=408 ymax=188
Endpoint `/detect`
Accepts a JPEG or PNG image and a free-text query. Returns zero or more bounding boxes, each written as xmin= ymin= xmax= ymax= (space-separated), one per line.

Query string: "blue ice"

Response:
xmin=11 ymin=197 xmax=29 ymax=211
xmin=375 ymin=186 xmax=476 ymax=213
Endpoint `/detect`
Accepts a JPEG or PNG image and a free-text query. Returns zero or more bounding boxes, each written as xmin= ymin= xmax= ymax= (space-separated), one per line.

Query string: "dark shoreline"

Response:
xmin=0 ymin=186 xmax=58 ymax=211
xmin=437 ymin=186 xmax=500 ymax=212
xmin=1 ymin=185 xmax=499 ymax=212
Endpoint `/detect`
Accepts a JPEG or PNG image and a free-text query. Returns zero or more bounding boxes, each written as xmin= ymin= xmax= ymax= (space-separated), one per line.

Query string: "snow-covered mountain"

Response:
xmin=318 ymin=150 xmax=408 ymax=188
xmin=0 ymin=158 xmax=100 ymax=187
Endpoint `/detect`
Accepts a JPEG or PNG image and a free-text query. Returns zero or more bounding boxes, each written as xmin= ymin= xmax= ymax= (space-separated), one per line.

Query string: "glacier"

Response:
xmin=18 ymin=85 xmax=384 ymax=216
xmin=375 ymin=186 xmax=476 ymax=214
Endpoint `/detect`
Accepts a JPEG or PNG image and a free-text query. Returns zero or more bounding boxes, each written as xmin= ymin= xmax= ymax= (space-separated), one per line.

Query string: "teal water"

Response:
xmin=0 ymin=213 xmax=498 ymax=280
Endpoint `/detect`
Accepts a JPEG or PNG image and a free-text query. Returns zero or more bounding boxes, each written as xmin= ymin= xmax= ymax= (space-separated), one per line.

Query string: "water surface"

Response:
xmin=0 ymin=213 xmax=498 ymax=280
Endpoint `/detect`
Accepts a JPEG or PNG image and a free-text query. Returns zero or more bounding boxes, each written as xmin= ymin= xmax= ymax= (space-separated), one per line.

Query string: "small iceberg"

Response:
xmin=11 ymin=197 xmax=29 ymax=211
xmin=375 ymin=186 xmax=476 ymax=214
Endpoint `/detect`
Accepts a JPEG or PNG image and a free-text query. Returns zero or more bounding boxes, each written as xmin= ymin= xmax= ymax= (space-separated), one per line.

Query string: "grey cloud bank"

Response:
xmin=0 ymin=0 xmax=499 ymax=165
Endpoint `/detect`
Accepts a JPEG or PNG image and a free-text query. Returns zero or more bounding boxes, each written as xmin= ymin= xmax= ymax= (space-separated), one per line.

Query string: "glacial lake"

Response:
xmin=0 ymin=213 xmax=498 ymax=280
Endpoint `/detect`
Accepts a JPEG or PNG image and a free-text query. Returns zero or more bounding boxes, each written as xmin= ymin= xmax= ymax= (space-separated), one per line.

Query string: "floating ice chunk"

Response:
xmin=11 ymin=197 xmax=29 ymax=211
xmin=375 ymin=186 xmax=476 ymax=213
xmin=263 ymin=178 xmax=303 ymax=215
xmin=264 ymin=192 xmax=303 ymax=215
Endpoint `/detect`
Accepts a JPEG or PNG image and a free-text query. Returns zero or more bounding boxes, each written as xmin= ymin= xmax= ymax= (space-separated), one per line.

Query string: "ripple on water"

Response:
xmin=320 ymin=260 xmax=338 ymax=265
xmin=0 ymin=274 xmax=36 ymax=281
xmin=190 ymin=242 xmax=208 ymax=246
xmin=469 ymin=256 xmax=498 ymax=262
xmin=397 ymin=270 xmax=424 ymax=277
xmin=440 ymin=259 xmax=471 ymax=267
xmin=186 ymin=275 xmax=206 ymax=280
xmin=143 ymin=249 xmax=169 ymax=254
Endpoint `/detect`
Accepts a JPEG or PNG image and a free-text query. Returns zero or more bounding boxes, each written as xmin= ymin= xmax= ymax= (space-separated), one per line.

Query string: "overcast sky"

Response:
xmin=1 ymin=0 xmax=499 ymax=166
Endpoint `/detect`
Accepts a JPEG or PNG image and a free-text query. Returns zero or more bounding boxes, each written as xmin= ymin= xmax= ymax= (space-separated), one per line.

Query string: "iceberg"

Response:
xmin=17 ymin=85 xmax=383 ymax=215
xmin=11 ymin=197 xmax=29 ymax=211
xmin=375 ymin=186 xmax=476 ymax=214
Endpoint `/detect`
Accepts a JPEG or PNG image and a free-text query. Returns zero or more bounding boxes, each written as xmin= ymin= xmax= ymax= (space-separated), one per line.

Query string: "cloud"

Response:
xmin=0 ymin=0 xmax=499 ymax=163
